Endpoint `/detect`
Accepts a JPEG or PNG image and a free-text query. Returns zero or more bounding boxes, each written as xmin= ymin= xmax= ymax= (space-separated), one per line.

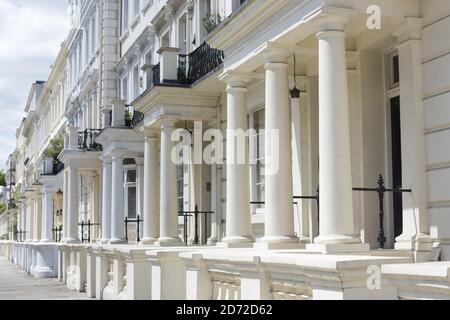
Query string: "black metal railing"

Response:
xmin=353 ymin=175 xmax=412 ymax=249
xmin=42 ymin=160 xmax=64 ymax=176
xmin=78 ymin=220 xmax=100 ymax=243
xmin=153 ymin=62 xmax=160 ymax=85
xmin=78 ymin=129 xmax=102 ymax=151
xmin=124 ymin=215 xmax=143 ymax=243
xmin=250 ymin=175 xmax=412 ymax=249
xmin=124 ymin=105 xmax=145 ymax=128
xmin=178 ymin=42 xmax=224 ymax=85
xmin=16 ymin=230 xmax=27 ymax=242
xmin=178 ymin=205 xmax=214 ymax=245
xmin=52 ymin=225 xmax=63 ymax=243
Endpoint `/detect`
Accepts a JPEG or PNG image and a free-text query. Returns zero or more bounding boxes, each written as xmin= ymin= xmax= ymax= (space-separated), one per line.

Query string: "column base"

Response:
xmin=40 ymin=239 xmax=54 ymax=243
xmin=306 ymin=243 xmax=370 ymax=254
xmin=62 ymin=238 xmax=81 ymax=244
xmin=140 ymin=237 xmax=158 ymax=245
xmin=254 ymin=241 xmax=305 ymax=250
xmin=99 ymin=238 xmax=110 ymax=244
xmin=31 ymin=265 xmax=55 ymax=278
xmin=207 ymin=237 xmax=218 ymax=246
xmin=217 ymin=236 xmax=254 ymax=248
xmin=154 ymin=237 xmax=182 ymax=247
xmin=109 ymin=239 xmax=128 ymax=245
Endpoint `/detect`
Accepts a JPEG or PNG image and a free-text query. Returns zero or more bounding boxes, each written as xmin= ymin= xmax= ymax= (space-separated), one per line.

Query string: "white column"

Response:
xmin=34 ymin=195 xmax=42 ymax=241
xmin=142 ymin=132 xmax=160 ymax=244
xmin=218 ymin=73 xmax=253 ymax=247
xmin=135 ymin=157 xmax=145 ymax=239
xmin=393 ymin=19 xmax=432 ymax=255
xmin=100 ymin=158 xmax=112 ymax=244
xmin=65 ymin=167 xmax=80 ymax=243
xmin=63 ymin=170 xmax=68 ymax=239
xmin=157 ymin=120 xmax=181 ymax=245
xmin=110 ymin=154 xmax=126 ymax=244
xmin=257 ymin=49 xmax=299 ymax=249
xmin=308 ymin=13 xmax=367 ymax=252
xmin=41 ymin=188 xmax=53 ymax=243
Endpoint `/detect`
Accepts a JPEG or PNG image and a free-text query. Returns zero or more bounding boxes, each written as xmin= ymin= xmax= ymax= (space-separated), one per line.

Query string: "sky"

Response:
xmin=0 ymin=0 xmax=70 ymax=170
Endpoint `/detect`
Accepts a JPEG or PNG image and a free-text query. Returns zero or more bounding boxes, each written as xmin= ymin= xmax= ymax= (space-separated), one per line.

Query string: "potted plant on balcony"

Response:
xmin=42 ymin=134 xmax=64 ymax=174
xmin=125 ymin=109 xmax=133 ymax=127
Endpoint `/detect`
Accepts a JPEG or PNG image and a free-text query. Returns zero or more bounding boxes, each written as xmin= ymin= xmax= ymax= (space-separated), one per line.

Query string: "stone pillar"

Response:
xmin=157 ymin=120 xmax=181 ymax=245
xmin=65 ymin=167 xmax=80 ymax=243
xmin=256 ymin=49 xmax=300 ymax=249
xmin=34 ymin=194 xmax=42 ymax=241
xmin=393 ymin=18 xmax=432 ymax=257
xmin=307 ymin=11 xmax=368 ymax=253
xmin=218 ymin=73 xmax=253 ymax=247
xmin=63 ymin=170 xmax=68 ymax=239
xmin=110 ymin=154 xmax=126 ymax=244
xmin=41 ymin=188 xmax=53 ymax=243
xmin=91 ymin=173 xmax=101 ymax=240
xmin=142 ymin=132 xmax=160 ymax=244
xmin=135 ymin=157 xmax=145 ymax=240
xmin=100 ymin=158 xmax=112 ymax=244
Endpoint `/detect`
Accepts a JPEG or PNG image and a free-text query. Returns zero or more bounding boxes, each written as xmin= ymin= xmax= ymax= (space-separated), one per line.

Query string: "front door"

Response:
xmin=390 ymin=96 xmax=403 ymax=238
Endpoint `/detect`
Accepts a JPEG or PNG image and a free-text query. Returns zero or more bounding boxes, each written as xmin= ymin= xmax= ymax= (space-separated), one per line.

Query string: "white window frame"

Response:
xmin=120 ymin=73 xmax=129 ymax=103
xmin=389 ymin=52 xmax=400 ymax=89
xmin=131 ymin=60 xmax=140 ymax=101
xmin=249 ymin=106 xmax=265 ymax=215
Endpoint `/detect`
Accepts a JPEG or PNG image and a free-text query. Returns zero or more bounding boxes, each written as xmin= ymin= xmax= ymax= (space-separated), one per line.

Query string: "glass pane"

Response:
xmin=127 ymin=186 xmax=136 ymax=218
xmin=393 ymin=55 xmax=399 ymax=84
xmin=127 ymin=170 xmax=136 ymax=183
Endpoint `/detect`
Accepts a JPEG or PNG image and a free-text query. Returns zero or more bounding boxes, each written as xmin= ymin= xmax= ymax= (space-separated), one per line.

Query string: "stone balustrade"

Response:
xmin=5 ymin=241 xmax=449 ymax=300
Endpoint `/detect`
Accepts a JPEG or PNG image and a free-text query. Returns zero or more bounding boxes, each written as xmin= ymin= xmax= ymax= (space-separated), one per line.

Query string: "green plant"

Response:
xmin=0 ymin=234 xmax=8 ymax=240
xmin=203 ymin=13 xmax=222 ymax=37
xmin=0 ymin=203 xmax=6 ymax=215
xmin=0 ymin=170 xmax=6 ymax=187
xmin=43 ymin=134 xmax=64 ymax=160
xmin=125 ymin=110 xmax=133 ymax=121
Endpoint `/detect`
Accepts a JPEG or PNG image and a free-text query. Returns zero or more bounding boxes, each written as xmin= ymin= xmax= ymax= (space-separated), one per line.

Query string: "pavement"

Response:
xmin=0 ymin=256 xmax=92 ymax=300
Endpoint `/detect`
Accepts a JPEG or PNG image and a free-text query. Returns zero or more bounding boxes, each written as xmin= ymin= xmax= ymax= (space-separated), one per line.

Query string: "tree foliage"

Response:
xmin=43 ymin=134 xmax=64 ymax=160
xmin=0 ymin=170 xmax=6 ymax=187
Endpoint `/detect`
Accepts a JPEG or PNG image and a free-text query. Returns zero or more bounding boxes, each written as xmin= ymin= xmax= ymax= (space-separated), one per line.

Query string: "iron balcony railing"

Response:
xmin=178 ymin=42 xmax=224 ymax=85
xmin=108 ymin=105 xmax=145 ymax=128
xmin=153 ymin=62 xmax=161 ymax=85
xmin=78 ymin=129 xmax=102 ymax=151
xmin=42 ymin=160 xmax=64 ymax=176
xmin=151 ymin=42 xmax=224 ymax=87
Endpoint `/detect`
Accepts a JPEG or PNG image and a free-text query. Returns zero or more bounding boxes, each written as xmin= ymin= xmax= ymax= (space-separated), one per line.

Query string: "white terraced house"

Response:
xmin=2 ymin=0 xmax=450 ymax=300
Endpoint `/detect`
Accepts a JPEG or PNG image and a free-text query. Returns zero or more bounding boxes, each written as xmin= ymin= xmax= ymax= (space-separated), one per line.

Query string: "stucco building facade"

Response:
xmin=2 ymin=0 xmax=450 ymax=300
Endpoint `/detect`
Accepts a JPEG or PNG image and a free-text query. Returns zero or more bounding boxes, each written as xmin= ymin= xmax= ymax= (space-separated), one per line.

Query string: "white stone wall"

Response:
xmin=420 ymin=0 xmax=450 ymax=259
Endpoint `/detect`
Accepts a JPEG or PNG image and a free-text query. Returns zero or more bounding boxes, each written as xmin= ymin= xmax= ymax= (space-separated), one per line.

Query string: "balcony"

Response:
xmin=149 ymin=42 xmax=224 ymax=87
xmin=78 ymin=129 xmax=102 ymax=151
xmin=108 ymin=104 xmax=145 ymax=128
xmin=41 ymin=160 xmax=65 ymax=176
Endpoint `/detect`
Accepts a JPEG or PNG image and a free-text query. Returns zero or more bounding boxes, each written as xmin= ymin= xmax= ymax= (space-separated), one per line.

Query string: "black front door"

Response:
xmin=390 ymin=96 xmax=403 ymax=238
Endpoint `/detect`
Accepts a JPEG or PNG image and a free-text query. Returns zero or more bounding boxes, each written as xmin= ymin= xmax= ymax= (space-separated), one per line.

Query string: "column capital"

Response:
xmin=101 ymin=156 xmax=112 ymax=165
xmin=139 ymin=126 xmax=159 ymax=139
xmin=306 ymin=6 xmax=356 ymax=32
xmin=160 ymin=118 xmax=177 ymax=130
xmin=135 ymin=157 xmax=145 ymax=166
xmin=110 ymin=151 xmax=125 ymax=160
xmin=392 ymin=17 xmax=423 ymax=44
xmin=220 ymin=71 xmax=253 ymax=92
xmin=260 ymin=42 xmax=291 ymax=64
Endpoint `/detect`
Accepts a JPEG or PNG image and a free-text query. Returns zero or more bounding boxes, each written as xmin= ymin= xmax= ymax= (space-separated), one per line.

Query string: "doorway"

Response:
xmin=390 ymin=96 xmax=403 ymax=238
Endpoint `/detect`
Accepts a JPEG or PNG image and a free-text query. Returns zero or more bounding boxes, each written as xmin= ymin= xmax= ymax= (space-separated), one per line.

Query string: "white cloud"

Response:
xmin=0 ymin=0 xmax=70 ymax=169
